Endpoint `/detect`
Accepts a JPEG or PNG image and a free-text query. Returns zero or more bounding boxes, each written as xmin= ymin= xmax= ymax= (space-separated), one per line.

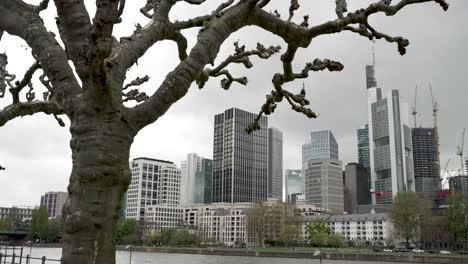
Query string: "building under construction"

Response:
xmin=449 ymin=175 xmax=468 ymax=197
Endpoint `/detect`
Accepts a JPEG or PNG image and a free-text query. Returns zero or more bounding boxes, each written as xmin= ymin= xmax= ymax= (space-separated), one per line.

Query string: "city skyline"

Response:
xmin=1 ymin=0 xmax=467 ymax=206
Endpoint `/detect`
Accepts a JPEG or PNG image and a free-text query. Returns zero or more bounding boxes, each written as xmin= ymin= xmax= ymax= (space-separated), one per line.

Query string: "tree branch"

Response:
xmin=123 ymin=75 xmax=149 ymax=90
xmin=246 ymin=59 xmax=343 ymax=133
xmin=0 ymin=100 xmax=64 ymax=127
xmin=0 ymin=0 xmax=81 ymax=113
xmin=87 ymin=0 xmax=121 ymax=69
xmin=33 ymin=0 xmax=50 ymax=12
xmin=53 ymin=0 xmax=92 ymax=78
xmin=173 ymin=0 xmax=236 ymax=30
xmin=196 ymin=42 xmax=281 ymax=89
xmin=9 ymin=61 xmax=41 ymax=103
xmin=128 ymin=2 xmax=254 ymax=130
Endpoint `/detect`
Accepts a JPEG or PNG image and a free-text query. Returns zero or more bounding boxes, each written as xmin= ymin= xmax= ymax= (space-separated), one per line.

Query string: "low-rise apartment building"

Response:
xmin=304 ymin=213 xmax=390 ymax=244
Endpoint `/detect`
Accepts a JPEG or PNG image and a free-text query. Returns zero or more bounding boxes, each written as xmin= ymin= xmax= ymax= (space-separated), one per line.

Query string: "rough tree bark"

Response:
xmin=0 ymin=0 xmax=449 ymax=263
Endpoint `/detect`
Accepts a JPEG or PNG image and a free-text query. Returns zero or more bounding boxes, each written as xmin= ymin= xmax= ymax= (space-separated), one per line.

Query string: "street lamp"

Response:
xmin=125 ymin=245 xmax=132 ymax=264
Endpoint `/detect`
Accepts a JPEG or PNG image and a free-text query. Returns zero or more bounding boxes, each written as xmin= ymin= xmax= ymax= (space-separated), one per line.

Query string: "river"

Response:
xmin=7 ymin=247 xmax=413 ymax=264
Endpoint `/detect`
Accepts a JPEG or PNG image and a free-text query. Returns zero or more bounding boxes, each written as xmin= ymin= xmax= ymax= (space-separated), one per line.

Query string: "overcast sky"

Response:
xmin=1 ymin=0 xmax=467 ymax=207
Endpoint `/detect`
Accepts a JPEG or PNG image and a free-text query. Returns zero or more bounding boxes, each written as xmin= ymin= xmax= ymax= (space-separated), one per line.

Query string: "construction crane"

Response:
xmin=440 ymin=158 xmax=451 ymax=189
xmin=456 ymin=128 xmax=466 ymax=175
xmin=430 ymin=84 xmax=441 ymax=187
xmin=411 ymin=85 xmax=418 ymax=128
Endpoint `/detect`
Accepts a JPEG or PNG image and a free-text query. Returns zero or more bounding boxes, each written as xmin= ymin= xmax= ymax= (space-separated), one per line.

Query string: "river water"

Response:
xmin=18 ymin=247 xmax=407 ymax=264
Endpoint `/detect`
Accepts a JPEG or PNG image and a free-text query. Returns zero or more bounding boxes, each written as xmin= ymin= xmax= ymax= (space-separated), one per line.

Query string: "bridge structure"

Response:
xmin=0 ymin=231 xmax=28 ymax=240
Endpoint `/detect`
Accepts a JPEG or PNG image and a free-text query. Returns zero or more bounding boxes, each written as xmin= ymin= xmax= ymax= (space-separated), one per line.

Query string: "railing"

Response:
xmin=0 ymin=246 xmax=61 ymax=264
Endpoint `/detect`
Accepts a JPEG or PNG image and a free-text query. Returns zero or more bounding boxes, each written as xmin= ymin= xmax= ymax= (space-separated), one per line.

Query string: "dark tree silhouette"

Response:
xmin=0 ymin=0 xmax=448 ymax=263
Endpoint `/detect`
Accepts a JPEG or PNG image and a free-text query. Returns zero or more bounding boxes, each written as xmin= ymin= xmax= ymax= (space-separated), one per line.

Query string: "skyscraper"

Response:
xmin=304 ymin=159 xmax=344 ymax=212
xmin=268 ymin=127 xmax=283 ymax=200
xmin=344 ymin=163 xmax=372 ymax=214
xmin=194 ymin=159 xmax=213 ymax=204
xmin=40 ymin=191 xmax=68 ymax=218
xmin=357 ymin=125 xmax=372 ymax=203
xmin=365 ymin=59 xmax=415 ymax=204
xmin=285 ymin=169 xmax=303 ymax=201
xmin=125 ymin=157 xmax=181 ymax=222
xmin=181 ymin=153 xmax=204 ymax=206
xmin=212 ymin=108 xmax=268 ymax=203
xmin=357 ymin=125 xmax=370 ymax=169
xmin=301 ymin=129 xmax=343 ymax=212
xmin=412 ymin=128 xmax=439 ymax=197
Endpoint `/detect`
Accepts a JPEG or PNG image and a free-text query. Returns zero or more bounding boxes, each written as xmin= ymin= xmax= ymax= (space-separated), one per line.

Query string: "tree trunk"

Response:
xmin=61 ymin=113 xmax=134 ymax=264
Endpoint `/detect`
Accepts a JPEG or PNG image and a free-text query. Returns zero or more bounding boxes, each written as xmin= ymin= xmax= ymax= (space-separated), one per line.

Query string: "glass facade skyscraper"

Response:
xmin=194 ymin=159 xmax=213 ymax=204
xmin=302 ymin=130 xmax=339 ymax=163
xmin=212 ymin=108 xmax=268 ymax=203
xmin=366 ymin=62 xmax=415 ymax=204
xmin=412 ymin=128 xmax=439 ymax=196
xmin=357 ymin=125 xmax=370 ymax=169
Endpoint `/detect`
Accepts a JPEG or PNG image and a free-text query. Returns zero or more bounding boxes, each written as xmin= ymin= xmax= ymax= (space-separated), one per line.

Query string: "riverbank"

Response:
xmin=116 ymin=246 xmax=468 ymax=264
xmin=26 ymin=244 xmax=468 ymax=263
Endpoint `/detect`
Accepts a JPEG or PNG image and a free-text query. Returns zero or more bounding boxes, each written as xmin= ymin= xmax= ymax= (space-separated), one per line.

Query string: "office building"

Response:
xmin=365 ymin=60 xmax=415 ymax=204
xmin=285 ymin=169 xmax=303 ymax=201
xmin=412 ymin=128 xmax=440 ymax=197
xmin=194 ymin=159 xmax=213 ymax=204
xmin=40 ymin=191 xmax=68 ymax=218
xmin=304 ymin=159 xmax=344 ymax=212
xmin=267 ymin=127 xmax=283 ymax=200
xmin=344 ymin=163 xmax=371 ymax=214
xmin=212 ymin=108 xmax=268 ymax=203
xmin=181 ymin=153 xmax=205 ymax=206
xmin=125 ymin=157 xmax=181 ymax=222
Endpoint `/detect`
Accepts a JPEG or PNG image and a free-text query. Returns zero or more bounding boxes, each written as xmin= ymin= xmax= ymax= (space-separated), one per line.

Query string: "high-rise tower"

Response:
xmin=365 ymin=52 xmax=415 ymax=204
xmin=412 ymin=128 xmax=439 ymax=197
xmin=267 ymin=127 xmax=283 ymax=200
xmin=212 ymin=108 xmax=268 ymax=203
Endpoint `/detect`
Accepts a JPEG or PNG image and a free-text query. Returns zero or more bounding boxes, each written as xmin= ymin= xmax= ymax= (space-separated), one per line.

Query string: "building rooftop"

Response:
xmin=305 ymin=212 xmax=387 ymax=222
xmin=133 ymin=157 xmax=174 ymax=164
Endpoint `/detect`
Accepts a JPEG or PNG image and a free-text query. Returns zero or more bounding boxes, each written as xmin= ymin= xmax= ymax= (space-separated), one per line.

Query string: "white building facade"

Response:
xmin=267 ymin=128 xmax=283 ymax=200
xmin=0 ymin=206 xmax=33 ymax=221
xmin=304 ymin=213 xmax=390 ymax=244
xmin=126 ymin=157 xmax=181 ymax=222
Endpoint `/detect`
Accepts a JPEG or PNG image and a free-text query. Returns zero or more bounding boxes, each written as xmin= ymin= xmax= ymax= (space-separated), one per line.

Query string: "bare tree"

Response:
xmin=0 ymin=0 xmax=448 ymax=263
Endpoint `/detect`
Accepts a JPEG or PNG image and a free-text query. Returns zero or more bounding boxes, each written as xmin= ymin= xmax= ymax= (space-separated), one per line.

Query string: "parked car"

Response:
xmin=395 ymin=248 xmax=411 ymax=252
xmin=383 ymin=249 xmax=393 ymax=252
xmin=440 ymin=250 xmax=451 ymax=255
xmin=412 ymin=249 xmax=424 ymax=253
